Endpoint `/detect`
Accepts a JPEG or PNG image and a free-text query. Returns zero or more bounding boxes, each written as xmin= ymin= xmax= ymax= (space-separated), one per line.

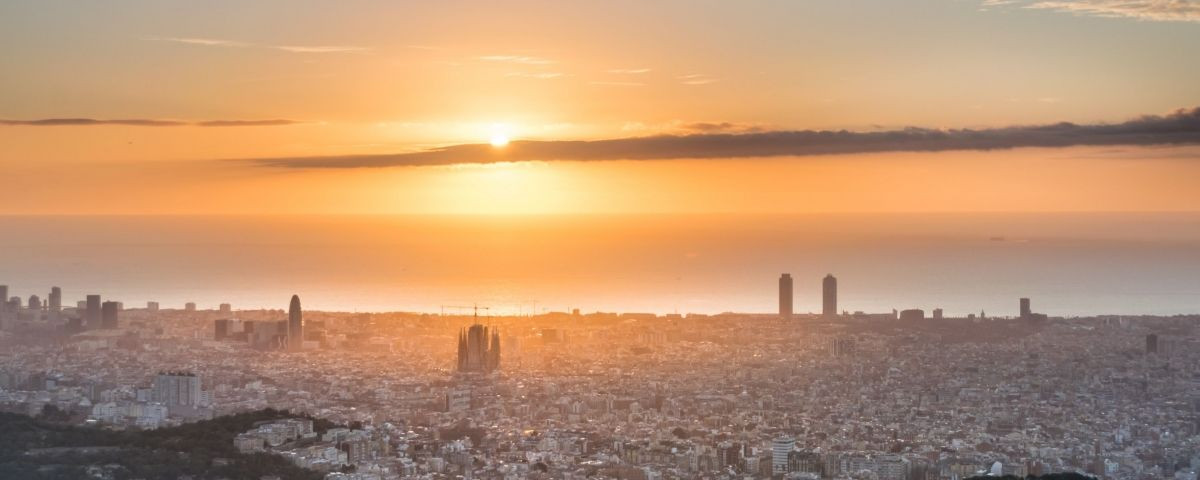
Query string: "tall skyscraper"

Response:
xmin=28 ymin=295 xmax=41 ymax=310
xmin=778 ymin=274 xmax=793 ymax=318
xmin=822 ymin=274 xmax=837 ymax=318
xmin=1020 ymin=297 xmax=1031 ymax=319
xmin=48 ymin=287 xmax=62 ymax=314
xmin=457 ymin=323 xmax=500 ymax=373
xmin=772 ymin=436 xmax=796 ymax=474
xmin=85 ymin=294 xmax=102 ymax=329
xmin=101 ymin=301 xmax=119 ymax=329
xmin=287 ymin=294 xmax=303 ymax=351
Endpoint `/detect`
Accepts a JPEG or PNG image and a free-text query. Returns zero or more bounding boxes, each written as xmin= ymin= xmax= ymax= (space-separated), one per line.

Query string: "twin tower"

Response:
xmin=779 ymin=274 xmax=837 ymax=319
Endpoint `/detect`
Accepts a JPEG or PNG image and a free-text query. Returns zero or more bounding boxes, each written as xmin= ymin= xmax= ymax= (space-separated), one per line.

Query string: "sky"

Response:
xmin=2 ymin=0 xmax=1199 ymax=214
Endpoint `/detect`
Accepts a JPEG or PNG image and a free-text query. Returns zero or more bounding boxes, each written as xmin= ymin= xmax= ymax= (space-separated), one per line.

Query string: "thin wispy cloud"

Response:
xmin=147 ymin=36 xmax=370 ymax=53
xmin=478 ymin=55 xmax=554 ymax=65
xmin=589 ymin=81 xmax=646 ymax=87
xmin=985 ymin=0 xmax=1200 ymax=22
xmin=1 ymin=118 xmax=301 ymax=127
xmin=678 ymin=74 xmax=718 ymax=85
xmin=248 ymin=107 xmax=1200 ymax=168
xmin=153 ymin=37 xmax=251 ymax=48
xmin=607 ymin=68 xmax=651 ymax=74
xmin=505 ymin=72 xmax=566 ymax=79
xmin=274 ymin=45 xmax=368 ymax=53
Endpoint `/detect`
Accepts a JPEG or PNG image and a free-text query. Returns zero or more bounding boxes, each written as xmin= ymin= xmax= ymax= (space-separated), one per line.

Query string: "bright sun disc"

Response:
xmin=490 ymin=133 xmax=509 ymax=147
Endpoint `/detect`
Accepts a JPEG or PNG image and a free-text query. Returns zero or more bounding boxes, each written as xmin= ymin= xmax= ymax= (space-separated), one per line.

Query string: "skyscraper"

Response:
xmin=1020 ymin=297 xmax=1031 ymax=319
xmin=85 ymin=294 xmax=102 ymax=329
xmin=778 ymin=274 xmax=793 ymax=318
xmin=287 ymin=294 xmax=303 ymax=351
xmin=0 ymin=285 xmax=7 ymax=312
xmin=48 ymin=287 xmax=62 ymax=314
xmin=101 ymin=301 xmax=119 ymax=329
xmin=457 ymin=323 xmax=500 ymax=373
xmin=772 ymin=436 xmax=796 ymax=474
xmin=822 ymin=274 xmax=837 ymax=318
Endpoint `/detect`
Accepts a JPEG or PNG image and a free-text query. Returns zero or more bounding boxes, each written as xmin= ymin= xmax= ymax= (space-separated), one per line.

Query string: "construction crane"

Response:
xmin=439 ymin=304 xmax=490 ymax=320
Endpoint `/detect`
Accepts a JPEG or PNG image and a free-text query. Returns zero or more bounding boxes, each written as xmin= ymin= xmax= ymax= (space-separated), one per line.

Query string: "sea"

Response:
xmin=0 ymin=213 xmax=1198 ymax=317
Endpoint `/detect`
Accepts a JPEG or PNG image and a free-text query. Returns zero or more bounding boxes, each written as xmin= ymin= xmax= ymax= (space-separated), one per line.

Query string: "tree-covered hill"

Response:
xmin=0 ymin=408 xmax=337 ymax=480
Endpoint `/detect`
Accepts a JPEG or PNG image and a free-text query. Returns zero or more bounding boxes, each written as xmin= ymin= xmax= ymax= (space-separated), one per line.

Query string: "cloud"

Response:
xmin=2 ymin=118 xmax=301 ymax=127
xmin=607 ymin=68 xmax=651 ymax=74
xmin=588 ymin=81 xmax=646 ymax=87
xmin=147 ymin=36 xmax=369 ymax=53
xmin=273 ymin=45 xmax=368 ymax=53
xmin=678 ymin=74 xmax=718 ymax=85
xmin=152 ymin=37 xmax=251 ymax=48
xmin=680 ymin=122 xmax=768 ymax=134
xmin=478 ymin=55 xmax=554 ymax=65
xmin=248 ymin=107 xmax=1200 ymax=168
xmin=194 ymin=119 xmax=300 ymax=127
xmin=505 ymin=72 xmax=566 ymax=79
xmin=985 ymin=0 xmax=1200 ymax=22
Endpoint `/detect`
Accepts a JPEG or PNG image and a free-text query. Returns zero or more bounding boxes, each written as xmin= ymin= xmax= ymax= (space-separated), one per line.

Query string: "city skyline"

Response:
xmin=2 ymin=2 xmax=1199 ymax=479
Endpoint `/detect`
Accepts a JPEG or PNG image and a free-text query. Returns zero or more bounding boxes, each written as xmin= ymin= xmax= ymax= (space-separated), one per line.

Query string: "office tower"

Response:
xmin=1146 ymin=334 xmax=1158 ymax=354
xmin=287 ymin=295 xmax=303 ymax=351
xmin=1020 ymin=297 xmax=1031 ymax=319
xmin=28 ymin=295 xmax=41 ymax=310
xmin=101 ymin=301 xmax=119 ymax=329
xmin=457 ymin=324 xmax=500 ymax=373
xmin=147 ymin=301 xmax=159 ymax=311
xmin=85 ymin=295 xmax=102 ymax=329
xmin=184 ymin=302 xmax=196 ymax=312
xmin=153 ymin=371 xmax=201 ymax=407
xmin=822 ymin=274 xmax=837 ymax=318
xmin=214 ymin=319 xmax=231 ymax=340
xmin=778 ymin=274 xmax=793 ymax=318
xmin=899 ymin=308 xmax=925 ymax=321
xmin=772 ymin=436 xmax=795 ymax=474
xmin=219 ymin=303 xmax=232 ymax=314
xmin=48 ymin=287 xmax=61 ymax=314
xmin=932 ymin=308 xmax=944 ymax=320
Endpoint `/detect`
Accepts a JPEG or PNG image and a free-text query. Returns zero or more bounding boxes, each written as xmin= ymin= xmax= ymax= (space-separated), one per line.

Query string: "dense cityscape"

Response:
xmin=1 ymin=276 xmax=1197 ymax=480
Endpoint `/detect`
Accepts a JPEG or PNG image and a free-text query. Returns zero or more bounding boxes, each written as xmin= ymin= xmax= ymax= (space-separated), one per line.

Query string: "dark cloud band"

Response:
xmin=252 ymin=107 xmax=1200 ymax=168
xmin=0 ymin=118 xmax=299 ymax=127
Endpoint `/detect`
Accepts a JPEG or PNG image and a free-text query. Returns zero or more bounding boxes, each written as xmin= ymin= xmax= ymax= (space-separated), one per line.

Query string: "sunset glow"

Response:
xmin=0 ymin=1 xmax=1197 ymax=215
xmin=2 ymin=3 xmax=1200 ymax=477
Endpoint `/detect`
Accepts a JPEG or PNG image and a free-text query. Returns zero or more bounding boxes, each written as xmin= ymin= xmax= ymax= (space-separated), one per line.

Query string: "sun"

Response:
xmin=490 ymin=133 xmax=510 ymax=147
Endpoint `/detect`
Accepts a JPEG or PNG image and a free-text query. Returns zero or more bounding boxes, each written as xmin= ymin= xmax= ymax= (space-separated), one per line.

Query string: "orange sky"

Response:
xmin=1 ymin=1 xmax=1199 ymax=214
